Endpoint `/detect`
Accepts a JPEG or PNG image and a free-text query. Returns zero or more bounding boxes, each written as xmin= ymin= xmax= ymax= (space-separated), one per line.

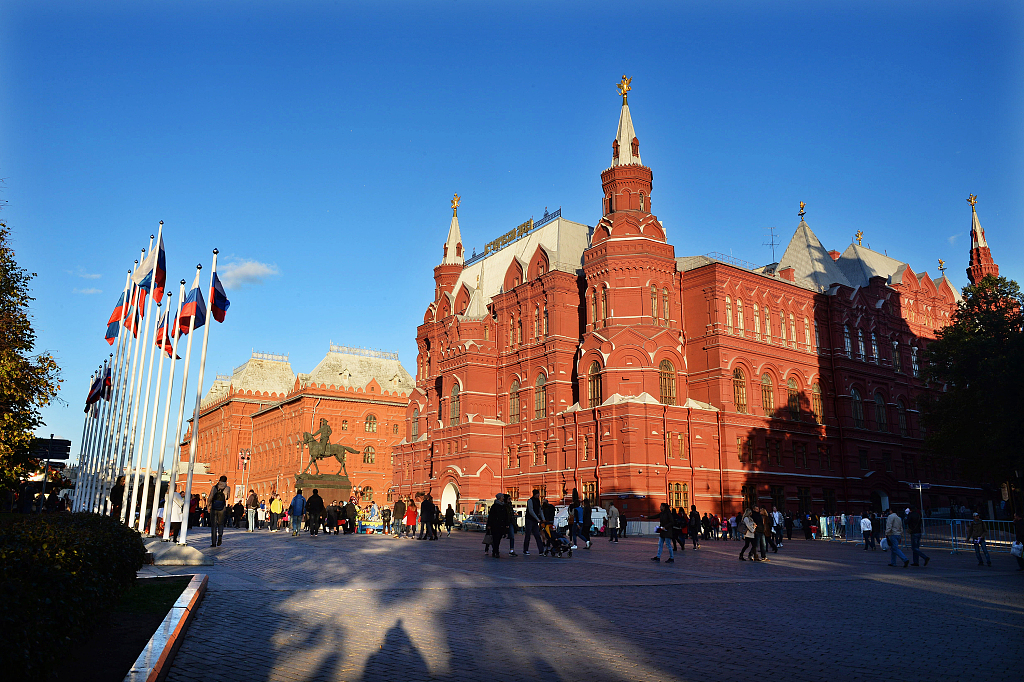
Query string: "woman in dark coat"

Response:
xmin=485 ymin=494 xmax=508 ymax=558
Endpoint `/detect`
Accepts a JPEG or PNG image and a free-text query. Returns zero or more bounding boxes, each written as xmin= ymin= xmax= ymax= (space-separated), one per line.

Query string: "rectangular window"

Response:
xmin=882 ymin=451 xmax=892 ymax=472
xmin=770 ymin=486 xmax=785 ymax=512
xmin=665 ymin=431 xmax=673 ymax=458
xmin=583 ymin=481 xmax=598 ymax=506
xmin=537 ymin=485 xmax=547 ymax=501
xmin=742 ymin=485 xmax=757 ymax=511
xmin=679 ymin=433 xmax=686 ymax=460
xmin=795 ymin=442 xmax=807 ymax=469
xmin=797 ymin=487 xmax=812 ymax=515
xmin=737 ymin=436 xmax=744 ymax=462
xmin=506 ymin=487 xmax=520 ymax=501
xmin=669 ymin=482 xmax=689 ymax=509
xmin=507 ymin=447 xmax=514 ymax=469
xmin=818 ymin=444 xmax=832 ymax=470
xmin=858 ymin=449 xmax=869 ymax=470
xmin=823 ymin=488 xmax=837 ymax=515
xmin=773 ymin=440 xmax=782 ymax=465
xmin=905 ymin=454 xmax=916 ymax=479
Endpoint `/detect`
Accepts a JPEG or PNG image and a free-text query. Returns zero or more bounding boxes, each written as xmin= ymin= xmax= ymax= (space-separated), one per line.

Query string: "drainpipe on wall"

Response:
xmin=825 ymin=311 xmax=851 ymax=510
xmin=717 ymin=409 xmax=725 ymax=518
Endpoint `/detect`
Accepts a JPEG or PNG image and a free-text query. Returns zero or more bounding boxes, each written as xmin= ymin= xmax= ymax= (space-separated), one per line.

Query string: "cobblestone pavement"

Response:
xmin=149 ymin=528 xmax=1024 ymax=682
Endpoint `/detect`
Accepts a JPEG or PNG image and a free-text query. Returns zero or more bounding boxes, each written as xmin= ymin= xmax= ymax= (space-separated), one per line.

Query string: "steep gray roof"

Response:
xmin=835 ymin=243 xmax=907 ymax=287
xmin=302 ymin=346 xmax=414 ymax=394
xmin=230 ymin=353 xmax=296 ymax=396
xmin=776 ymin=220 xmax=852 ymax=291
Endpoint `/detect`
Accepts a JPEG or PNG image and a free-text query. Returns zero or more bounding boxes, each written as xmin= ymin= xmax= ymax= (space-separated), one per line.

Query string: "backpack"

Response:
xmin=211 ymin=485 xmax=227 ymax=511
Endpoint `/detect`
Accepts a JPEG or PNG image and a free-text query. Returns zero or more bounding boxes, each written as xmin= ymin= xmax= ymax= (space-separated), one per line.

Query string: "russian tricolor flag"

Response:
xmin=155 ymin=308 xmax=179 ymax=358
xmin=177 ymin=272 xmax=207 ymax=336
xmin=132 ymin=234 xmax=167 ymax=302
xmin=102 ymin=365 xmax=113 ymax=400
xmin=84 ymin=374 xmax=104 ymax=412
xmin=105 ymin=291 xmax=125 ymax=345
xmin=210 ymin=271 xmax=230 ymax=323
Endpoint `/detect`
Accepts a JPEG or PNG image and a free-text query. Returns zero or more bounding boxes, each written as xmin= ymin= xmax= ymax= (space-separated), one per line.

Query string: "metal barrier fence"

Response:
xmin=838 ymin=515 xmax=1017 ymax=553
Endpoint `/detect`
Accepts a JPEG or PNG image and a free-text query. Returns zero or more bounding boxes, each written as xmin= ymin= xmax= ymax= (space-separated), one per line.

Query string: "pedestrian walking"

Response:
xmin=965 ymin=512 xmax=992 ymax=567
xmin=606 ymin=502 xmax=620 ymax=543
xmin=289 ymin=489 xmax=306 ymax=536
xmin=306 ymin=489 xmax=325 ymax=536
xmin=784 ymin=511 xmax=793 ymax=541
xmin=861 ymin=513 xmax=874 ymax=550
xmin=485 ymin=493 xmax=508 ymax=558
xmin=346 ymin=499 xmax=358 ymax=535
xmin=579 ymin=499 xmax=593 ymax=549
xmin=208 ymin=475 xmax=230 ymax=547
xmin=269 ymin=495 xmax=283 ymax=532
xmin=382 ymin=505 xmax=392 ymax=535
xmin=671 ymin=507 xmax=686 ymax=551
xmin=688 ymin=505 xmax=701 ymax=549
xmin=739 ymin=509 xmax=758 ymax=561
xmin=907 ymin=506 xmax=930 ymax=567
xmin=619 ymin=509 xmax=627 ymax=539
xmin=648 ymin=503 xmax=675 ymax=563
xmin=751 ymin=507 xmax=769 ymax=561
xmin=393 ymin=498 xmax=406 ymax=536
xmin=885 ymin=508 xmax=910 ymax=568
xmin=109 ymin=475 xmax=126 ymax=521
xmin=403 ymin=503 xmax=417 ymax=537
xmin=168 ymin=486 xmax=184 ymax=543
xmin=246 ymin=489 xmax=259 ymax=531
xmin=504 ymin=494 xmax=517 ymax=555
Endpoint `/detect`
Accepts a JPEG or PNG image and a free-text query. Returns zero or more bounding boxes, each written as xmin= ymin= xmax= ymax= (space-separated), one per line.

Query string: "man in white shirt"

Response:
xmin=860 ymin=514 xmax=874 ymax=550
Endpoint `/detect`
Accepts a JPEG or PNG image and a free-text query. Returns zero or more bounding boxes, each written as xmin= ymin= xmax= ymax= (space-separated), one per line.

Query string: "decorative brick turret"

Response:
xmin=965 ymin=194 xmax=999 ymax=285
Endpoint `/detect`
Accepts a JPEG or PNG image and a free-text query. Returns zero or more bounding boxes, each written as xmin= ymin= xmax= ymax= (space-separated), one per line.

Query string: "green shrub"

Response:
xmin=0 ymin=513 xmax=147 ymax=680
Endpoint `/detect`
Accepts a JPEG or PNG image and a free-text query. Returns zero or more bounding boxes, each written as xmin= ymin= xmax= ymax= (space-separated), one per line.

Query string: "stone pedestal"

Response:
xmin=294 ymin=473 xmax=352 ymax=503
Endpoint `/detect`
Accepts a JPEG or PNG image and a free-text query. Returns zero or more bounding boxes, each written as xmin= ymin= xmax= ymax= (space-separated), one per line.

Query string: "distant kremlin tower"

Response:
xmin=393 ymin=77 xmax=1002 ymax=518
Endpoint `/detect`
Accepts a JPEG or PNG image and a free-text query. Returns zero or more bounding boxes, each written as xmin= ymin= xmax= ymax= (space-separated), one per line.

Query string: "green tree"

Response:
xmin=0 ymin=221 xmax=62 ymax=489
xmin=921 ymin=275 xmax=1024 ymax=484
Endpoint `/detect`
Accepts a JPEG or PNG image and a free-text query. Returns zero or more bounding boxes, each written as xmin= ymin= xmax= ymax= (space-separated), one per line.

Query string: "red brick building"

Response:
xmin=393 ymin=84 xmax=1003 ymax=519
xmin=178 ymin=345 xmax=414 ymax=508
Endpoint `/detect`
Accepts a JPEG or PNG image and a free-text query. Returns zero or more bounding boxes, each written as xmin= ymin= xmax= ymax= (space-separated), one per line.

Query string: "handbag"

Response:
xmin=483 ymin=532 xmax=493 ymax=545
xmin=1011 ymin=541 xmax=1023 ymax=558
xmin=880 ymin=537 xmax=888 ymax=551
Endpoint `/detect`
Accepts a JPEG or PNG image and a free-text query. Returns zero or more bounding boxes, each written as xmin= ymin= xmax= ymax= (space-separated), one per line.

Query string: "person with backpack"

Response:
xmin=207 ymin=475 xmax=230 ymax=547
xmin=289 ymin=489 xmax=306 ymax=536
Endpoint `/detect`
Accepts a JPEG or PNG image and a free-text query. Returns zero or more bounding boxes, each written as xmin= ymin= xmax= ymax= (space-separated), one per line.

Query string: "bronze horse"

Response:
xmin=300 ymin=432 xmax=359 ymax=476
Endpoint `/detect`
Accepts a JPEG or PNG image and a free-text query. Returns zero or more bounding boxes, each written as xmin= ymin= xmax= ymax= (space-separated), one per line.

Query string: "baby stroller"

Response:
xmin=541 ymin=522 xmax=573 ymax=557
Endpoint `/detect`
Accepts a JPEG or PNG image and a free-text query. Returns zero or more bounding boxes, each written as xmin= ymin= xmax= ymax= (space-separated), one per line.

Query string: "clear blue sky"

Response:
xmin=2 ymin=1 xmax=1022 ymax=464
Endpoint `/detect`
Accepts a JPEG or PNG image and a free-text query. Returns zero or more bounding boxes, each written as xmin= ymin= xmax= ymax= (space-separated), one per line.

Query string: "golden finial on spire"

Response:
xmin=617 ymin=75 xmax=632 ymax=104
xmin=938 ymin=258 xmax=947 ymax=274
xmin=798 ymin=201 xmax=806 ymax=220
xmin=451 ymin=193 xmax=461 ymax=217
xmin=967 ymin=193 xmax=978 ymax=209
xmin=854 ymin=230 xmax=864 ymax=246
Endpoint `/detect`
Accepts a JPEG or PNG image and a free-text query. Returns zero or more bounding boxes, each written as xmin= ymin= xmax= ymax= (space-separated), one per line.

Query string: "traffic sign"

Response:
xmin=30 ymin=438 xmax=71 ymax=460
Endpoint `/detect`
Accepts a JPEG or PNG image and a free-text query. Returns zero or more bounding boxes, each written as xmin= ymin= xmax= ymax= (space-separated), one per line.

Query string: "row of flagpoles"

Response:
xmin=71 ymin=221 xmax=230 ymax=545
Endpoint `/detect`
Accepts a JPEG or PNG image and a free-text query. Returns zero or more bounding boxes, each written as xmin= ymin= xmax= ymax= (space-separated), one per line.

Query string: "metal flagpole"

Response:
xmin=80 ymin=363 xmax=107 ymax=511
xmin=170 ymin=275 xmax=199 ymax=543
xmin=73 ymin=372 xmax=96 ymax=511
xmin=136 ymin=298 xmax=165 ymax=532
xmin=83 ymin=357 xmax=113 ymax=511
xmin=120 ymin=236 xmax=154 ymax=522
xmin=178 ymin=251 xmax=217 ymax=546
xmin=126 ymin=233 xmax=161 ymax=529
xmin=94 ymin=273 xmax=134 ymax=514
xmin=155 ymin=285 xmax=184 ymax=538
xmin=118 ymin=249 xmax=149 ymax=523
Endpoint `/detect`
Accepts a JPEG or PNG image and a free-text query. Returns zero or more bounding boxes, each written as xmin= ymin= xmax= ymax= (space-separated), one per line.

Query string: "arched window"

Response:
xmin=804 ymin=317 xmax=811 ymax=348
xmin=911 ymin=347 xmax=919 ymax=377
xmin=517 ymin=318 xmax=523 ymax=344
xmin=789 ymin=313 xmax=797 ymax=347
xmin=857 ymin=329 xmax=865 ymax=359
xmin=535 ymin=373 xmax=547 ymax=419
xmin=659 ymin=360 xmax=676 ymax=405
xmin=779 ymin=311 xmax=787 ymax=343
xmin=810 ymin=383 xmax=824 ymax=423
xmin=892 ymin=341 xmax=902 ymax=372
xmin=393 ymin=424 xmax=398 ymax=434
xmin=411 ymin=408 xmax=419 ymax=439
xmin=732 ymin=368 xmax=747 ymax=414
xmin=640 ymin=192 xmax=645 ymax=211
xmin=870 ymin=331 xmax=879 ymax=363
xmin=363 ymin=486 xmax=374 ymax=501
xmin=543 ymin=305 xmax=549 ymax=336
xmin=814 ymin=320 xmax=821 ymax=350
xmin=662 ymin=288 xmax=669 ymax=326
xmin=363 ymin=446 xmax=376 ymax=464
xmin=874 ymin=392 xmax=888 ymax=432
xmin=843 ymin=325 xmax=852 ymax=354
xmin=510 ymin=380 xmax=520 ymax=424
xmin=365 ymin=414 xmax=377 ymax=433
xmin=851 ymin=389 xmax=864 ymax=428
xmin=450 ymin=383 xmax=460 ymax=427
xmin=753 ymin=303 xmax=761 ymax=340
xmin=787 ymin=378 xmax=800 ymax=419
xmin=341 ymin=419 xmax=348 ymax=431
xmin=763 ymin=306 xmax=771 ymax=343
xmin=509 ymin=315 xmax=515 ymax=346
xmin=588 ymin=362 xmax=602 ymax=408
xmin=761 ymin=374 xmax=774 ymax=415
xmin=737 ymin=299 xmax=745 ymax=335
xmin=725 ymin=296 xmax=733 ymax=332
xmin=533 ymin=307 xmax=539 ymax=341
xmin=602 ymin=287 xmax=609 ymax=324
xmin=591 ymin=289 xmax=599 ymax=330
xmin=897 ymin=399 xmax=908 ymax=436
xmin=651 ymin=285 xmax=658 ymax=324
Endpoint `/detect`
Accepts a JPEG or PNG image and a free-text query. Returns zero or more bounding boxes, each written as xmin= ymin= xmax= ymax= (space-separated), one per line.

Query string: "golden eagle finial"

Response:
xmin=798 ymin=201 xmax=806 ymax=219
xmin=617 ymin=75 xmax=632 ymax=104
xmin=451 ymin=193 xmax=461 ymax=217
xmin=854 ymin=230 xmax=864 ymax=246
xmin=938 ymin=259 xmax=946 ymax=274
xmin=967 ymin=193 xmax=978 ymax=209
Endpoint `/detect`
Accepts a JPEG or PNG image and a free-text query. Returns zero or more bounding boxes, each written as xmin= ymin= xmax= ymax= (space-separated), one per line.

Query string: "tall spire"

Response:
xmin=441 ymin=193 xmax=463 ymax=265
xmin=965 ymin=193 xmax=999 ymax=285
xmin=611 ymin=75 xmax=641 ymax=167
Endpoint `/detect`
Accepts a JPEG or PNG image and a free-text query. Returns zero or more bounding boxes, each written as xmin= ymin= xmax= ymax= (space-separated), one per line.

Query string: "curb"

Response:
xmin=123 ymin=573 xmax=208 ymax=682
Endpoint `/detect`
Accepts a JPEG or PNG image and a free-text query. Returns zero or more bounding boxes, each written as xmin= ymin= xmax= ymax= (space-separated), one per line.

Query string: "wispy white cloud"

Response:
xmin=947 ymin=233 xmax=963 ymax=246
xmin=66 ymin=267 xmax=102 ymax=279
xmin=219 ymin=259 xmax=280 ymax=289
xmin=73 ymin=287 xmax=102 ymax=295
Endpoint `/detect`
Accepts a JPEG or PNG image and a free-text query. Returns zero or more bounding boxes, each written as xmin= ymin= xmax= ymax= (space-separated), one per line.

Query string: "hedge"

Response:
xmin=0 ymin=513 xmax=147 ymax=680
